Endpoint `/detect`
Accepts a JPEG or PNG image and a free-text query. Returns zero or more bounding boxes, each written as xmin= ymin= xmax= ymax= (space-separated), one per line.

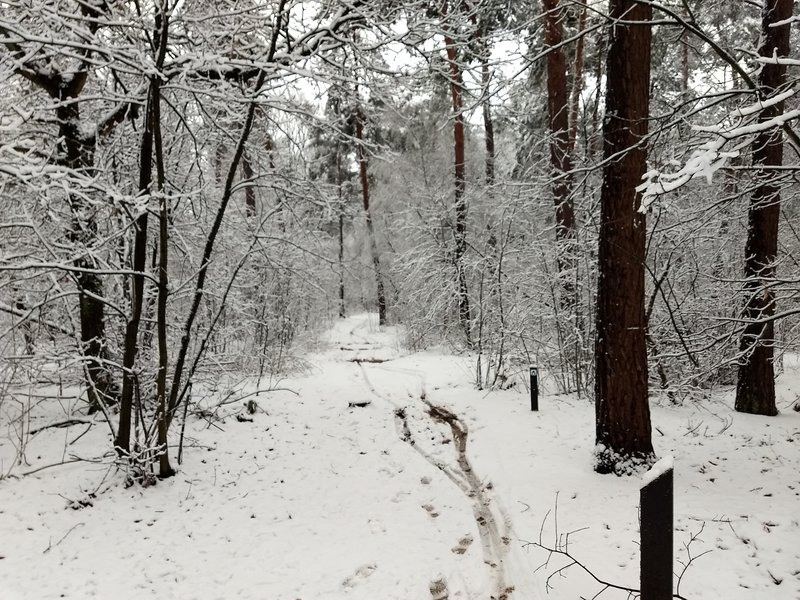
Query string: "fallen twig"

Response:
xmin=29 ymin=419 xmax=91 ymax=436
xmin=43 ymin=522 xmax=84 ymax=554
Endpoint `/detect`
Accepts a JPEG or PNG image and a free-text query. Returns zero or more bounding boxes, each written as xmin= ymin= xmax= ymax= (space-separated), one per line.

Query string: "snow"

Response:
xmin=1 ymin=313 xmax=799 ymax=599
xmin=641 ymin=455 xmax=674 ymax=488
xmin=732 ymin=88 xmax=796 ymax=118
xmin=638 ymin=93 xmax=800 ymax=208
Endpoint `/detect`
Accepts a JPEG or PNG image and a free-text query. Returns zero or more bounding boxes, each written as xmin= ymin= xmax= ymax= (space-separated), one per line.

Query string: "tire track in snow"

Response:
xmin=355 ymin=359 xmax=515 ymax=599
xmin=396 ymin=399 xmax=516 ymax=600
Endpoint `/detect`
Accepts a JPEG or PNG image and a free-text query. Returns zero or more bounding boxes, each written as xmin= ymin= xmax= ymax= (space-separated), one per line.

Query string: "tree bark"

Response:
xmin=164 ymin=0 xmax=291 ymax=452
xmin=155 ymin=156 xmax=173 ymax=477
xmin=590 ymin=27 xmax=606 ymax=158
xmin=336 ymin=142 xmax=346 ymax=319
xmin=544 ymin=0 xmax=576 ymax=278
xmin=735 ymin=0 xmax=792 ymax=417
xmin=355 ymin=106 xmax=387 ymax=326
xmin=567 ymin=5 xmax=587 ymax=156
xmin=148 ymin=4 xmax=174 ymax=478
xmin=594 ymin=0 xmax=654 ymax=473
xmin=116 ymin=83 xmax=154 ymax=456
xmin=481 ymin=55 xmax=495 ymax=187
xmin=116 ymin=4 xmax=171 ymax=458
xmin=1 ymin=7 xmax=135 ymax=413
xmin=57 ymin=96 xmax=115 ymax=413
xmin=544 ymin=0 xmax=582 ymax=392
xmin=441 ymin=0 xmax=472 ymax=346
xmin=242 ymin=150 xmax=257 ymax=217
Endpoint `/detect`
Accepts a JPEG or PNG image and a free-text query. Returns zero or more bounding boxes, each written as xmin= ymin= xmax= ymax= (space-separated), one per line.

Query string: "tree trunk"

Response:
xmin=118 ymin=7 xmax=171 ymax=460
xmin=478 ymin=32 xmax=504 ymax=386
xmin=567 ymin=5 xmax=587 ymax=156
xmin=338 ymin=210 xmax=346 ymax=318
xmin=681 ymin=7 xmax=690 ymax=100
xmin=57 ymin=98 xmax=115 ymax=413
xmin=242 ymin=149 xmax=257 ymax=217
xmin=155 ymin=160 xmax=173 ymax=478
xmin=735 ymin=0 xmax=792 ymax=417
xmin=151 ymin=76 xmax=175 ymax=478
xmin=481 ymin=56 xmax=495 ymax=187
xmin=544 ymin=0 xmax=576 ymax=276
xmin=594 ymin=0 xmax=654 ymax=474
xmin=355 ymin=106 xmax=387 ymax=326
xmin=441 ymin=0 xmax=472 ymax=346
xmin=336 ymin=144 xmax=346 ymax=318
xmin=544 ymin=0 xmax=581 ymax=391
xmin=116 ymin=83 xmax=155 ymax=455
xmin=590 ymin=27 xmax=606 ymax=158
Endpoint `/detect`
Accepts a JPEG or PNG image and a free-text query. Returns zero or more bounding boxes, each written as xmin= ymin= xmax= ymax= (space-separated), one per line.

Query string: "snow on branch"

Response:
xmin=769 ymin=15 xmax=800 ymax=28
xmin=732 ymin=88 xmax=796 ymax=117
xmin=638 ymin=138 xmax=737 ymax=201
xmin=638 ymin=91 xmax=800 ymax=211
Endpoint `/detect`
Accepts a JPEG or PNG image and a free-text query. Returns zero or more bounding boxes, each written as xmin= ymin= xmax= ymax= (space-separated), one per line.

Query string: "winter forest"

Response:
xmin=1 ymin=0 xmax=799 ymax=598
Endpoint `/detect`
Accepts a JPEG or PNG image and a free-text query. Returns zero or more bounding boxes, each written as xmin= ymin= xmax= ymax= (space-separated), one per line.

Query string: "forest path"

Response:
xmin=329 ymin=314 xmax=518 ymax=599
xmin=4 ymin=314 xmax=795 ymax=599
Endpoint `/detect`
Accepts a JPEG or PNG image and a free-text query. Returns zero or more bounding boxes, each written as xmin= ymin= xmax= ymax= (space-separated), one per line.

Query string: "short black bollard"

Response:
xmin=529 ymin=366 xmax=539 ymax=411
xmin=640 ymin=458 xmax=673 ymax=600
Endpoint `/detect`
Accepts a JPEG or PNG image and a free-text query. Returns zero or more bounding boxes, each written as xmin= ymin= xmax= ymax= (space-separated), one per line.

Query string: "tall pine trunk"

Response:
xmin=567 ymin=6 xmax=587 ymax=156
xmin=543 ymin=0 xmax=576 ymax=290
xmin=594 ymin=0 xmax=654 ymax=473
xmin=544 ymin=0 xmax=581 ymax=392
xmin=735 ymin=0 xmax=792 ymax=416
xmin=441 ymin=0 xmax=472 ymax=346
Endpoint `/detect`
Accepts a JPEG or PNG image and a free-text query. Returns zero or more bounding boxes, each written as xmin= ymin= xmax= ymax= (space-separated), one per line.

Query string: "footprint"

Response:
xmin=451 ymin=533 xmax=474 ymax=554
xmin=391 ymin=491 xmax=411 ymax=503
xmin=422 ymin=503 xmax=440 ymax=518
xmin=369 ymin=519 xmax=386 ymax=534
xmin=342 ymin=563 xmax=377 ymax=589
xmin=429 ymin=577 xmax=449 ymax=600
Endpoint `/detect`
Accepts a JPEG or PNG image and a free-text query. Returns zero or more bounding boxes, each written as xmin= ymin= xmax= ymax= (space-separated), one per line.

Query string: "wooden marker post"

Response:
xmin=640 ymin=458 xmax=673 ymax=600
xmin=529 ymin=366 xmax=539 ymax=411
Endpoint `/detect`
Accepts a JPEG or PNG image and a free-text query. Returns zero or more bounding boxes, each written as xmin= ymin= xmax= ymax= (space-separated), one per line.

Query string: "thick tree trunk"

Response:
xmin=543 ymin=0 xmax=575 ymax=268
xmin=544 ymin=0 xmax=582 ymax=392
xmin=441 ymin=1 xmax=472 ymax=346
xmin=354 ymin=107 xmax=387 ymax=326
xmin=594 ymin=0 xmax=654 ymax=474
xmin=735 ymin=0 xmax=792 ymax=417
xmin=57 ymin=99 xmax=114 ymax=413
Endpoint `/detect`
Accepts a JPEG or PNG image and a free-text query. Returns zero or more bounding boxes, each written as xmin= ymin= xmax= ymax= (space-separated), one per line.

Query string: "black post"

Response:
xmin=640 ymin=463 xmax=673 ymax=600
xmin=529 ymin=366 xmax=539 ymax=411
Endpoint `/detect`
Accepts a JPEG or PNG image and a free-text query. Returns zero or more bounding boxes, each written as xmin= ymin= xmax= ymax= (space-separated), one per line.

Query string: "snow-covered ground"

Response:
xmin=1 ymin=313 xmax=798 ymax=599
